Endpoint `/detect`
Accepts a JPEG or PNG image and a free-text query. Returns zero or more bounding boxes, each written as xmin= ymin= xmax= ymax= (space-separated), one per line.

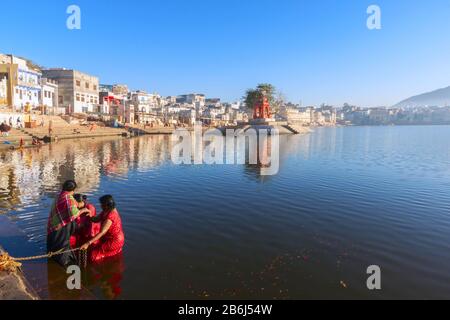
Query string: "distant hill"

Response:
xmin=394 ymin=86 xmax=450 ymax=108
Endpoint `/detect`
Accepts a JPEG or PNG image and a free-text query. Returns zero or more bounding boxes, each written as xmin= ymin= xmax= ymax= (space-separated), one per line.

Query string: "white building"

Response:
xmin=130 ymin=91 xmax=153 ymax=113
xmin=280 ymin=106 xmax=314 ymax=125
xmin=42 ymin=69 xmax=99 ymax=114
xmin=2 ymin=55 xmax=42 ymax=111
xmin=130 ymin=91 xmax=162 ymax=124
xmin=40 ymin=78 xmax=59 ymax=114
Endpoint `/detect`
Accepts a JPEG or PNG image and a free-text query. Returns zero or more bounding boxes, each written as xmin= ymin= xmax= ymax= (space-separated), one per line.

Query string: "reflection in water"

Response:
xmin=1 ymin=126 xmax=450 ymax=299
xmin=0 ymin=134 xmax=291 ymax=212
xmin=0 ymin=135 xmax=174 ymax=264
xmin=85 ymin=254 xmax=125 ymax=300
xmin=0 ymin=136 xmax=172 ymax=213
xmin=46 ymin=260 xmax=92 ymax=300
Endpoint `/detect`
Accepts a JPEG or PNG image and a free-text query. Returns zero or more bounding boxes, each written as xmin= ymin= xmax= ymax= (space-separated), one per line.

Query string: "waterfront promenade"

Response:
xmin=0 ymin=114 xmax=128 ymax=151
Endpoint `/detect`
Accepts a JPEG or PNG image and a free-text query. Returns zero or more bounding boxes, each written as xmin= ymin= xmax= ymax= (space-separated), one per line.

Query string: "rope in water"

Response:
xmin=77 ymin=249 xmax=88 ymax=269
xmin=0 ymin=247 xmax=85 ymax=272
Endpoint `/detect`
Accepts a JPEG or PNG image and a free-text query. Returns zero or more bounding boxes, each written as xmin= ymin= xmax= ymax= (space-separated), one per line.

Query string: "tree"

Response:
xmin=272 ymin=90 xmax=286 ymax=115
xmin=243 ymin=83 xmax=277 ymax=112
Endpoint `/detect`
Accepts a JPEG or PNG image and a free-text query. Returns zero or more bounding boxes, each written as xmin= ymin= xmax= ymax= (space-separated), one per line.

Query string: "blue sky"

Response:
xmin=1 ymin=0 xmax=449 ymax=106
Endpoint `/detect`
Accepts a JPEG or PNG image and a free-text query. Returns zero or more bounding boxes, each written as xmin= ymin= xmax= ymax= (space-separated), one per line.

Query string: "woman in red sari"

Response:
xmin=80 ymin=195 xmax=125 ymax=263
xmin=70 ymin=194 xmax=100 ymax=249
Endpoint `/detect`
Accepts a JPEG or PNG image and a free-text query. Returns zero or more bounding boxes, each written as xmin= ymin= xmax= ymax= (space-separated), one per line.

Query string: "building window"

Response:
xmin=76 ymin=93 xmax=80 ymax=101
xmin=93 ymin=85 xmax=97 ymax=91
xmin=85 ymin=82 xmax=89 ymax=89
xmin=59 ymin=96 xmax=63 ymax=104
xmin=76 ymin=80 xmax=81 ymax=87
xmin=81 ymin=94 xmax=85 ymax=102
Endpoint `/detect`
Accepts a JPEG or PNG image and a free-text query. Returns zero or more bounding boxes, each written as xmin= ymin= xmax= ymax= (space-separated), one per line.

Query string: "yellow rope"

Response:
xmin=0 ymin=253 xmax=23 ymax=272
xmin=0 ymin=248 xmax=83 ymax=273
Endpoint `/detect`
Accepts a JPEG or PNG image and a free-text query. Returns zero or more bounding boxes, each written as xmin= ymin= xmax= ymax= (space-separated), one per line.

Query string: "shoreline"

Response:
xmin=1 ymin=122 xmax=314 ymax=153
xmin=0 ymin=215 xmax=96 ymax=300
xmin=1 ymin=129 xmax=129 ymax=153
xmin=0 ymin=217 xmax=39 ymax=300
xmin=0 ymin=259 xmax=38 ymax=300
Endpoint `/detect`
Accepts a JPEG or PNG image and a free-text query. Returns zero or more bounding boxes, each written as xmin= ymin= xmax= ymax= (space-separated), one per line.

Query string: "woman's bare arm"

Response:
xmin=80 ymin=219 xmax=113 ymax=250
xmin=90 ymin=215 xmax=101 ymax=223
xmin=79 ymin=208 xmax=91 ymax=216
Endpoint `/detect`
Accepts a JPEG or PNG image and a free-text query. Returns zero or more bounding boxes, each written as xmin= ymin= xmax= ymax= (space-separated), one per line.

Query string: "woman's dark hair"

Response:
xmin=73 ymin=194 xmax=83 ymax=203
xmin=99 ymin=195 xmax=116 ymax=211
xmin=62 ymin=180 xmax=77 ymax=192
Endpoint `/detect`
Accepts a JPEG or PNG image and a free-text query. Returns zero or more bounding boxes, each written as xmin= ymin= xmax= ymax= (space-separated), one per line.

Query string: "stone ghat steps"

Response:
xmin=26 ymin=126 xmax=126 ymax=133
xmin=49 ymin=131 xmax=127 ymax=141
xmin=22 ymin=121 xmax=128 ymax=137
xmin=0 ymin=129 xmax=38 ymax=151
xmin=0 ymin=126 xmax=127 ymax=151
xmin=284 ymin=124 xmax=312 ymax=134
xmin=24 ymin=127 xmax=128 ymax=140
xmin=0 ymin=129 xmax=34 ymax=143
xmin=1 ymin=116 xmax=126 ymax=150
xmin=128 ymin=126 xmax=178 ymax=135
xmin=40 ymin=115 xmax=71 ymax=125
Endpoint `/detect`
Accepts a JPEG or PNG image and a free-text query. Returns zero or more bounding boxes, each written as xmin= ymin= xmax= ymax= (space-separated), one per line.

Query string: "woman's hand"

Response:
xmin=80 ymin=208 xmax=91 ymax=216
xmin=80 ymin=242 xmax=91 ymax=251
xmin=82 ymin=220 xmax=113 ymax=248
xmin=87 ymin=209 xmax=95 ymax=218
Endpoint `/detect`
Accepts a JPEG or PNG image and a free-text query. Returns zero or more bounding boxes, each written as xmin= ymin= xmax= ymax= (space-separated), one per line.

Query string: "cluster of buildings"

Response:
xmin=339 ymin=104 xmax=450 ymax=125
xmin=4 ymin=52 xmax=447 ymax=128
xmin=0 ymin=53 xmax=248 ymax=127
xmin=279 ymin=103 xmax=450 ymax=126
xmin=0 ymin=54 xmax=61 ymax=115
xmin=280 ymin=104 xmax=337 ymax=126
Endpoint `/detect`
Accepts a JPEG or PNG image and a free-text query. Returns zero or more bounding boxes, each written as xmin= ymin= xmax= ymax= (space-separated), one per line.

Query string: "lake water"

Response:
xmin=1 ymin=126 xmax=450 ymax=299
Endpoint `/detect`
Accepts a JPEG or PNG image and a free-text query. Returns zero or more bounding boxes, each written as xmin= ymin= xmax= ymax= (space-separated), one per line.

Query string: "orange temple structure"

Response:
xmin=253 ymin=94 xmax=272 ymax=120
xmin=244 ymin=90 xmax=302 ymax=135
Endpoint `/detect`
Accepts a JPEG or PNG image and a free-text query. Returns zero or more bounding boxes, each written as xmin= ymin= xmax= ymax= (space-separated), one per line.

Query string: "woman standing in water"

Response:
xmin=80 ymin=195 xmax=125 ymax=263
xmin=71 ymin=194 xmax=100 ymax=249
xmin=47 ymin=180 xmax=91 ymax=266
